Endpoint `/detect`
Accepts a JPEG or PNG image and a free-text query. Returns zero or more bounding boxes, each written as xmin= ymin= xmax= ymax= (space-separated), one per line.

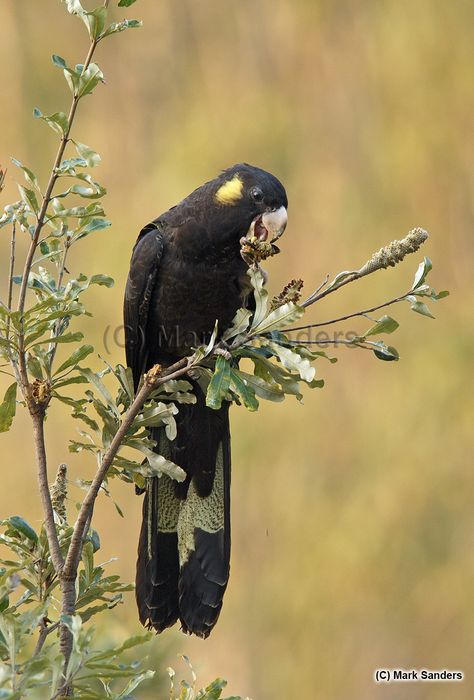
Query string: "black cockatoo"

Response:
xmin=124 ymin=164 xmax=288 ymax=638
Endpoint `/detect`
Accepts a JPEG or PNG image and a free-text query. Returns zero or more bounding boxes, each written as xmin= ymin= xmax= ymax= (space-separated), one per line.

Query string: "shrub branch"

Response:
xmin=16 ymin=36 xmax=100 ymax=391
xmin=62 ymin=357 xmax=191 ymax=580
xmin=301 ymin=227 xmax=428 ymax=307
xmin=286 ymin=292 xmax=409 ymax=332
xmin=31 ymin=408 xmax=65 ymax=574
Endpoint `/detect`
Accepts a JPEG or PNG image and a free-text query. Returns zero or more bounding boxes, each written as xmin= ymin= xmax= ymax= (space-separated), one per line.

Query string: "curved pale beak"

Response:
xmin=262 ymin=205 xmax=288 ymax=242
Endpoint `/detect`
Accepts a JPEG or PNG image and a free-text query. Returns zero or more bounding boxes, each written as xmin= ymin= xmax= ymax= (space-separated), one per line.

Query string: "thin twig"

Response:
xmin=31 ymin=410 xmax=64 ymax=574
xmin=34 ymin=619 xmax=60 ymax=657
xmin=81 ymin=507 xmax=93 ymax=547
xmin=301 ymin=270 xmax=359 ymax=307
xmin=16 ymin=37 xmax=100 ymax=391
xmin=286 ymin=292 xmax=409 ymax=332
xmin=285 ymin=338 xmax=382 ymax=354
xmin=5 ymin=223 xmax=21 ymax=383
xmin=7 ymin=222 xmax=16 ymax=316
xmin=56 ymin=230 xmax=72 ymax=292
xmin=48 ymin=231 xmax=72 ymax=361
xmin=301 ymin=228 xmax=428 ymax=308
xmin=286 ymin=338 xmax=360 ymax=346
xmin=299 ymin=274 xmax=329 ymax=308
xmin=285 ymin=338 xmax=392 ymax=355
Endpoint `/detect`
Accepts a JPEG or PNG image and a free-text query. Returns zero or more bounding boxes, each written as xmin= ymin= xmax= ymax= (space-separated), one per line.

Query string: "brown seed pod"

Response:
xmin=240 ymin=236 xmax=280 ymax=265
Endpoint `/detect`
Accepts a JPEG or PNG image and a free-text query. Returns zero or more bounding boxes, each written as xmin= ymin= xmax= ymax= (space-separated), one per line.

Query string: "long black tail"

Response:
xmin=136 ymin=387 xmax=231 ymax=638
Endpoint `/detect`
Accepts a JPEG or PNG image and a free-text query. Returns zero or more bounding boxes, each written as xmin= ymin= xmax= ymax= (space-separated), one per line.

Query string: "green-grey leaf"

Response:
xmin=118 ymin=0 xmax=138 ymax=6
xmin=74 ymin=218 xmax=111 ymax=240
xmin=78 ymin=602 xmax=109 ymax=622
xmin=88 ymin=633 xmax=152 ymax=664
xmin=129 ymin=443 xmax=186 ymax=482
xmin=28 ymin=331 xmax=84 ymax=348
xmin=72 ymin=410 xmax=99 ymax=432
xmin=18 ymin=185 xmax=39 ymax=215
xmin=84 ymin=7 xmax=107 ymax=39
xmin=0 ymin=383 xmax=17 ymax=433
xmin=53 ymin=375 xmax=89 ymax=389
xmin=52 ymin=54 xmax=67 ymax=69
xmin=251 ymin=301 xmax=304 ymax=335
xmin=249 ymin=267 xmax=268 ymax=329
xmin=33 ymin=107 xmax=69 ymax=136
xmin=90 ymin=274 xmax=114 ymax=287
xmin=6 ymin=516 xmax=38 ymax=544
xmin=252 ymin=355 xmax=303 ymax=400
xmin=193 ymin=321 xmax=219 ymax=362
xmin=229 ymin=370 xmax=259 ymax=411
xmin=50 ymin=203 xmax=105 ymax=219
xmin=199 ymin=677 xmax=228 ymax=699
xmin=156 ymin=378 xmax=193 ymax=395
xmin=79 ymin=368 xmax=119 ymax=417
xmin=101 ymin=18 xmax=142 ymax=38
xmin=206 ymin=356 xmax=231 ymax=410
xmin=56 ymin=157 xmax=88 ymax=174
xmin=222 ymin=308 xmax=252 ymax=342
xmin=63 ymin=0 xmax=85 ymax=15
xmin=27 ymin=355 xmax=44 ymax=380
xmin=373 ymin=344 xmax=399 ymax=361
xmin=289 ymin=345 xmax=338 ymax=363
xmin=73 ymin=141 xmax=101 ymax=167
xmin=115 ymin=670 xmax=155 ymax=698
xmin=431 ymin=289 xmax=449 ymax=300
xmin=266 ymin=340 xmax=316 ymax=382
xmin=364 ymin=315 xmax=400 ymax=337
xmin=55 ymin=174 xmax=106 ymax=200
xmin=412 ymin=256 xmax=433 ymax=290
xmin=133 ymin=402 xmax=178 ymax=430
xmin=325 ymin=269 xmax=357 ymax=293
xmin=75 ymin=172 xmax=105 ymax=195
xmin=233 ymin=369 xmax=284 ymax=402
xmin=410 ymin=300 xmax=435 ymax=319
xmin=62 ymin=65 xmax=81 ymax=94
xmin=76 ymin=63 xmax=104 ymax=97
xmin=88 ymin=529 xmax=100 ymax=552
xmin=114 ymin=364 xmax=135 ymax=403
xmin=54 ymin=344 xmax=94 ymax=375
xmin=11 ymin=157 xmax=39 ymax=190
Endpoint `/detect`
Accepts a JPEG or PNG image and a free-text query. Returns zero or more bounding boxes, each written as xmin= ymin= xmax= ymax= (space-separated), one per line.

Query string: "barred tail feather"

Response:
xmin=136 ymin=394 xmax=231 ymax=638
xmin=136 ymin=425 xmax=182 ymax=632
xmin=178 ymin=433 xmax=231 ymax=638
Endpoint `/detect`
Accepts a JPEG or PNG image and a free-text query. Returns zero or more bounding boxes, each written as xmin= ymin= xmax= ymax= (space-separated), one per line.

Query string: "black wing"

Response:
xmin=124 ymin=222 xmax=164 ymax=391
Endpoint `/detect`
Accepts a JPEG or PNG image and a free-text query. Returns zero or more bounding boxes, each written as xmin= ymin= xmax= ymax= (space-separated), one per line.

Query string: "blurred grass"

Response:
xmin=0 ymin=1 xmax=473 ymax=698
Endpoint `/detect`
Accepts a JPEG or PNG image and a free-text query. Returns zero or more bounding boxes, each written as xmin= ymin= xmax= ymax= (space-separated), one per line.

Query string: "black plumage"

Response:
xmin=124 ymin=163 xmax=287 ymax=638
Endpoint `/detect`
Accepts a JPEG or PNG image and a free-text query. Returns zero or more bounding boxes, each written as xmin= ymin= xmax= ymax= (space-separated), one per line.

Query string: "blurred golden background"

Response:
xmin=1 ymin=1 xmax=472 ymax=698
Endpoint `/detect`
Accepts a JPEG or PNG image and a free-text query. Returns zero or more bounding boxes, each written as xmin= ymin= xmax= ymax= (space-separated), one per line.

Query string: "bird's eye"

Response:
xmin=250 ymin=187 xmax=264 ymax=202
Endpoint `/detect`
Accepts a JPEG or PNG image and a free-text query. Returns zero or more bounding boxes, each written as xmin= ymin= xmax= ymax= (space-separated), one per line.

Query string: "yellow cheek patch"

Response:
xmin=214 ymin=175 xmax=243 ymax=205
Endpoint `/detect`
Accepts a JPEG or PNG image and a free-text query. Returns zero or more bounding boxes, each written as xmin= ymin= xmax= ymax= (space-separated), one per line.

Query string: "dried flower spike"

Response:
xmin=359 ymin=227 xmax=429 ymax=276
xmin=270 ymin=278 xmax=304 ymax=310
xmin=50 ymin=463 xmax=68 ymax=521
